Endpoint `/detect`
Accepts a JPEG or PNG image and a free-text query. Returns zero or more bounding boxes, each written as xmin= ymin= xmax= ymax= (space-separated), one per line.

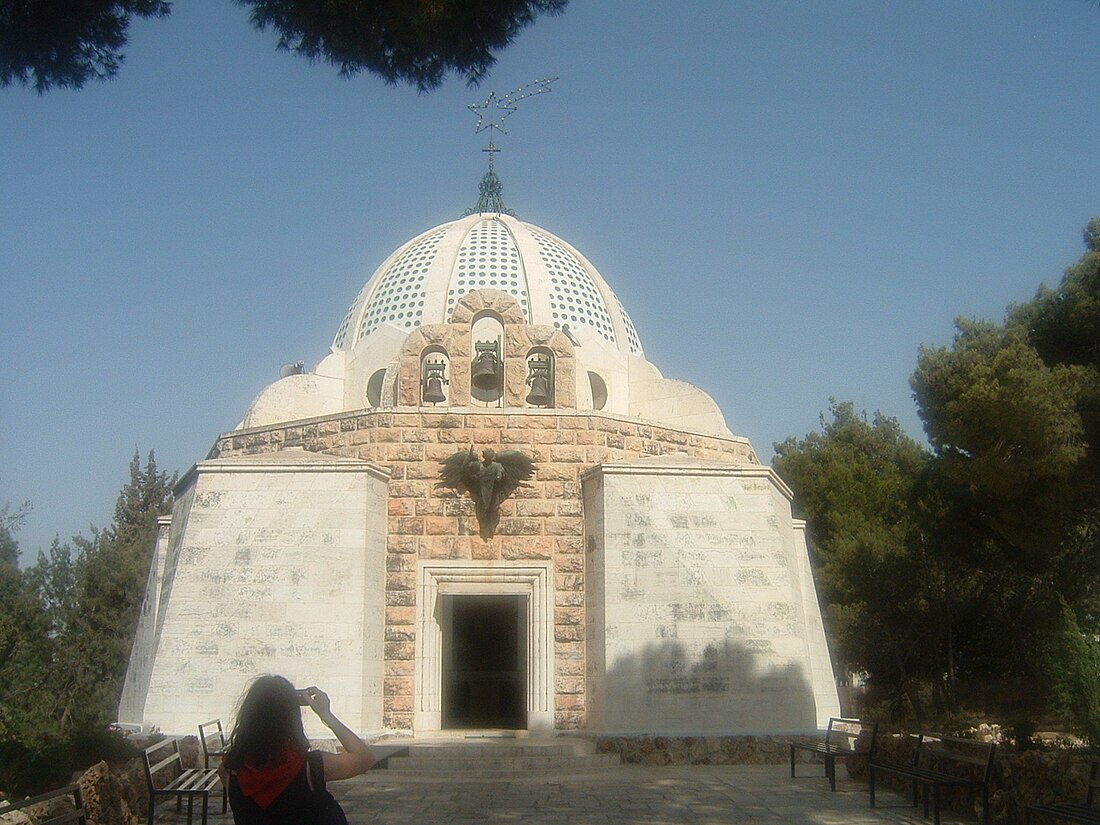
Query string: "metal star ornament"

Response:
xmin=468 ymin=76 xmax=558 ymax=138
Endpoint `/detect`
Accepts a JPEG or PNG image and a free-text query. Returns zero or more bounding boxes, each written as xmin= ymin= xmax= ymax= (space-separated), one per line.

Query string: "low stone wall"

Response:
xmin=594 ymin=734 xmax=810 ymax=765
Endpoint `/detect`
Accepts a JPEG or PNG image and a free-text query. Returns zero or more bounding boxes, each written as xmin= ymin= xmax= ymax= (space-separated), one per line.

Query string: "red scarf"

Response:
xmin=235 ymin=745 xmax=305 ymax=809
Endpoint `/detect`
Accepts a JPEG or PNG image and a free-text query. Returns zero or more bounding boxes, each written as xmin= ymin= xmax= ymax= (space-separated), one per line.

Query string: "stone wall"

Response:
xmin=583 ymin=461 xmax=839 ymax=734
xmin=211 ymin=408 xmax=757 ymax=731
xmin=596 ymin=734 xmax=802 ymax=765
xmin=133 ymin=452 xmax=389 ymax=736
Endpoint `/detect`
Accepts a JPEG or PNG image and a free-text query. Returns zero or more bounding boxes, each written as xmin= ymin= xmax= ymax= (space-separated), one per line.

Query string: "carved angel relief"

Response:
xmin=437 ymin=448 xmax=535 ymax=539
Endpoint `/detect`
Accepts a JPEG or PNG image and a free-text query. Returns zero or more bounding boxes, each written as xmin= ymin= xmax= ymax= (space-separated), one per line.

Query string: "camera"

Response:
xmin=296 ymin=688 xmax=312 ymax=706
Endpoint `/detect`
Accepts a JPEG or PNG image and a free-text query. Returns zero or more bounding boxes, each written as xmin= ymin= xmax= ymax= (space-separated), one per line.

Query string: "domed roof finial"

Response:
xmin=465 ymin=76 xmax=557 ymax=216
xmin=468 ymin=167 xmax=514 ymax=217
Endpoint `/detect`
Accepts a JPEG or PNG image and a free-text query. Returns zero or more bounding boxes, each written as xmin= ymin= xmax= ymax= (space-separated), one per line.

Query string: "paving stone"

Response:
xmin=180 ymin=764 xmax=977 ymax=825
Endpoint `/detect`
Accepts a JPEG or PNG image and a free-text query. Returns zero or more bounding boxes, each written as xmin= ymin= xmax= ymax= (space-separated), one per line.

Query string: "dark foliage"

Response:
xmin=0 ymin=0 xmax=169 ymax=91
xmin=0 ymin=0 xmax=566 ymax=93
xmin=0 ymin=451 xmax=172 ymax=797
xmin=778 ymin=219 xmax=1100 ymax=738
xmin=241 ymin=0 xmax=567 ymax=90
xmin=0 ymin=725 xmax=138 ymax=798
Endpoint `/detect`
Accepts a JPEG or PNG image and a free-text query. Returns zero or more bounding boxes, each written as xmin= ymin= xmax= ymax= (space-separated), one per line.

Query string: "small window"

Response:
xmin=588 ymin=372 xmax=608 ymax=410
xmin=366 ymin=369 xmax=387 ymax=408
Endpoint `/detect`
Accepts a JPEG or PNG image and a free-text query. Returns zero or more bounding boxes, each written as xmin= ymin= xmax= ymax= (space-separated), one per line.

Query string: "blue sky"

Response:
xmin=2 ymin=1 xmax=1098 ymax=557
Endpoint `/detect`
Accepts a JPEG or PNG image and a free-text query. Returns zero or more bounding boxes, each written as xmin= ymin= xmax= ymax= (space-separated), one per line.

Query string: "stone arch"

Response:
xmin=393 ymin=289 xmax=577 ymax=408
xmin=524 ymin=346 xmax=555 ymax=407
xmin=420 ymin=345 xmax=450 ymax=406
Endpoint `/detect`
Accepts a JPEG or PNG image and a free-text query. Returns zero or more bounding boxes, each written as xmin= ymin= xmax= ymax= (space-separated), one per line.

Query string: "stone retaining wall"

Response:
xmin=595 ymin=734 xmax=807 ymax=765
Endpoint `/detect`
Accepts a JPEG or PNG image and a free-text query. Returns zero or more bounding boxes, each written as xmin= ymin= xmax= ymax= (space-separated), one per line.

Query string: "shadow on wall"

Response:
xmin=595 ymin=638 xmax=816 ymax=734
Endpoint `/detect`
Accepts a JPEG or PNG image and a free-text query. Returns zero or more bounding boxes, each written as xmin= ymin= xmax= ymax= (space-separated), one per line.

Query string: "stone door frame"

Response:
xmin=415 ymin=561 xmax=554 ymax=732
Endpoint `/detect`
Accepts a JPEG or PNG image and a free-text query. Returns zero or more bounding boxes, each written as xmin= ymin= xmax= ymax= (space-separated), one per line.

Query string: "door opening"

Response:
xmin=441 ymin=594 xmax=527 ymax=729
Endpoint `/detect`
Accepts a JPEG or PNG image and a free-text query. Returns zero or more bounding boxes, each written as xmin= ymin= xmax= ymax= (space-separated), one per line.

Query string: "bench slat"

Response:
xmin=148 ymin=752 xmax=183 ymax=775
xmin=161 ymin=770 xmax=220 ymax=793
xmin=923 ymin=747 xmax=993 ymax=767
xmin=874 ymin=763 xmax=986 ymax=785
xmin=41 ymin=811 xmax=86 ymax=825
xmin=172 ymin=770 xmax=221 ymax=792
xmin=1028 ymin=805 xmax=1100 ymax=824
xmin=0 ymin=785 xmax=86 ymax=825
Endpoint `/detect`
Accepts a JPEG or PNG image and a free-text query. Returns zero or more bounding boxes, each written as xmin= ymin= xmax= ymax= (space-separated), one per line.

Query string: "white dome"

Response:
xmin=332 ymin=213 xmax=644 ymax=357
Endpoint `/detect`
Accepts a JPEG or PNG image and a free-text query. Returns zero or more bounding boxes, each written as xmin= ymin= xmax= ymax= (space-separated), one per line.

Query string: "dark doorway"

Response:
xmin=442 ymin=594 xmax=527 ymax=729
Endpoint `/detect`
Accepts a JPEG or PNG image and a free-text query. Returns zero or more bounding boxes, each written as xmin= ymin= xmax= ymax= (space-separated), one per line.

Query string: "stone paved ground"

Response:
xmin=176 ymin=764 xmax=971 ymax=825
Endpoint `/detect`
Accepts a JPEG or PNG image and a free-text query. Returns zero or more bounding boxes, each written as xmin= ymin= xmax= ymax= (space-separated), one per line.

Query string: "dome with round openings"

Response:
xmin=241 ymin=203 xmax=732 ymax=438
xmin=332 ymin=213 xmax=644 ymax=357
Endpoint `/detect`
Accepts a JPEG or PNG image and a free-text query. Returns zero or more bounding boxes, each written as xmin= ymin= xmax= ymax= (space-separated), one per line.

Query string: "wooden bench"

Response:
xmin=869 ymin=733 xmax=995 ymax=825
xmin=1026 ymin=760 xmax=1100 ymax=824
xmin=143 ymin=737 xmax=225 ymax=825
xmin=790 ymin=716 xmax=877 ymax=791
xmin=198 ymin=719 xmax=228 ymax=770
xmin=0 ymin=784 xmax=86 ymax=824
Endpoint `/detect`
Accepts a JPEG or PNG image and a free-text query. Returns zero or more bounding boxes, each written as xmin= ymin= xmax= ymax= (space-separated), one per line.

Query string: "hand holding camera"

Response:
xmin=296 ymin=685 xmax=332 ymax=720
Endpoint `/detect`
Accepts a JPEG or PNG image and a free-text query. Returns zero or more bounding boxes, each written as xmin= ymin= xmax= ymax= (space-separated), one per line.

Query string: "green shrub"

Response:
xmin=1047 ymin=603 xmax=1100 ymax=747
xmin=0 ymin=725 xmax=138 ymax=798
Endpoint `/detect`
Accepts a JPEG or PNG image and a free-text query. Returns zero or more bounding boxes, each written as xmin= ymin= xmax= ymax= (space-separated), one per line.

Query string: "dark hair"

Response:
xmin=224 ymin=674 xmax=309 ymax=770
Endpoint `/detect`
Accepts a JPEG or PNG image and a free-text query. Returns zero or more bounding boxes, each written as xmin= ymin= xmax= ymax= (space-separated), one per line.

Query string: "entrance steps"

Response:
xmin=380 ymin=736 xmax=621 ymax=777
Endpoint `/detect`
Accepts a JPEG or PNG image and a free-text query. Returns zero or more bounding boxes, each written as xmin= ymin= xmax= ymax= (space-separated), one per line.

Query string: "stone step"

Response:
xmin=387 ymin=753 xmax=622 ymax=773
xmin=404 ymin=739 xmax=598 ymax=758
xmin=380 ymin=738 xmax=621 ymax=776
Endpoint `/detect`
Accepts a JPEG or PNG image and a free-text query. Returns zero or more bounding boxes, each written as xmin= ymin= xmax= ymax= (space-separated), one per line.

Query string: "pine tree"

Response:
xmin=58 ymin=451 xmax=175 ymax=731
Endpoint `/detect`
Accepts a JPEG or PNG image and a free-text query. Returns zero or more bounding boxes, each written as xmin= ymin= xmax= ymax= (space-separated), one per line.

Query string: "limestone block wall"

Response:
xmin=119 ymin=515 xmax=173 ymax=726
xmin=582 ymin=458 xmax=839 ymax=734
xmin=135 ymin=451 xmax=389 ymax=736
xmin=212 ymin=408 xmax=757 ymax=731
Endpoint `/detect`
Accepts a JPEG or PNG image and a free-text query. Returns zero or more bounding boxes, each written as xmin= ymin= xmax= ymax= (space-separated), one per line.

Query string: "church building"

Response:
xmin=119 ymin=173 xmax=840 ymax=738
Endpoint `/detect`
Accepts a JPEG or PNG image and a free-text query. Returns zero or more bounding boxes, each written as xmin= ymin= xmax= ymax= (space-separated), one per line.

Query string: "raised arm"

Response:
xmin=301 ymin=686 xmax=375 ymax=780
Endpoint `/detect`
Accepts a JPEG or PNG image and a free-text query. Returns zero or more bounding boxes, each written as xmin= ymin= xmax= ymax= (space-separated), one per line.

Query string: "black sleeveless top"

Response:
xmin=228 ymin=750 xmax=346 ymax=825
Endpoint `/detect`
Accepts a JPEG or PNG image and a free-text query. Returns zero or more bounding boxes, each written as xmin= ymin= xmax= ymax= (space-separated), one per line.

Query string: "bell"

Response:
xmin=471 ymin=351 xmax=500 ymax=391
xmin=423 ymin=374 xmax=446 ymax=404
xmin=526 ymin=372 xmax=551 ymax=406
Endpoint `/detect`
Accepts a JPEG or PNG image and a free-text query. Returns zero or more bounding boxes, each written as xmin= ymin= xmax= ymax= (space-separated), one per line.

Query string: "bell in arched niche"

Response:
xmin=470 ymin=313 xmax=505 ymax=406
xmin=525 ymin=351 xmax=553 ymax=407
xmin=421 ymin=351 xmax=449 ymax=405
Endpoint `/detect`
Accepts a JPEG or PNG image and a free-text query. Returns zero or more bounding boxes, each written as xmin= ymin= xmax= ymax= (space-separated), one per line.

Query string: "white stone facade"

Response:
xmin=583 ymin=458 xmax=838 ymax=733
xmin=121 ymin=450 xmax=389 ymax=737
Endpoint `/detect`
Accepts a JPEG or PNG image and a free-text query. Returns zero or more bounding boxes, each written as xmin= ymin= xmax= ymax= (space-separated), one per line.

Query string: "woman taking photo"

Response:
xmin=221 ymin=675 xmax=375 ymax=824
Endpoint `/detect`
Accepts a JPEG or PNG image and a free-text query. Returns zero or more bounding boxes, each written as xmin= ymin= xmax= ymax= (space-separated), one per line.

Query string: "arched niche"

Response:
xmin=588 ymin=371 xmax=608 ymax=411
xmin=366 ymin=368 xmax=387 ymax=408
xmin=420 ymin=346 xmax=450 ymax=406
xmin=525 ymin=347 xmax=554 ymax=408
xmin=470 ymin=312 xmax=504 ymax=406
